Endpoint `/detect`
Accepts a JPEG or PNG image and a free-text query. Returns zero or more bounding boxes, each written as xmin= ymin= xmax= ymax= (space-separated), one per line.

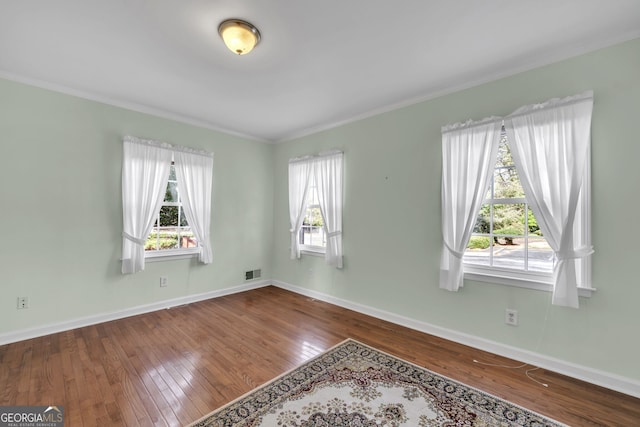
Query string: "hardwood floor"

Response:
xmin=1 ymin=285 xmax=638 ymax=426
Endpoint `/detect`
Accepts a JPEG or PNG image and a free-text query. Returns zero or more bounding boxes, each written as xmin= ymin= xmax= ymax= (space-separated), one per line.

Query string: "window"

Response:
xmin=440 ymin=92 xmax=594 ymax=307
xmin=299 ymin=177 xmax=326 ymax=253
xmin=122 ymin=136 xmax=213 ymax=274
xmin=464 ymin=130 xmax=554 ymax=279
xmin=145 ymin=163 xmax=199 ymax=258
xmin=288 ymin=151 xmax=343 ymax=268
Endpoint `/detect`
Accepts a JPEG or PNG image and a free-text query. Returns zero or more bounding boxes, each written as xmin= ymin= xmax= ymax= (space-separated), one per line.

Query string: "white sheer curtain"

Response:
xmin=121 ymin=136 xmax=172 ymax=274
xmin=314 ymin=152 xmax=344 ymax=268
xmin=288 ymin=159 xmax=312 ymax=260
xmin=440 ymin=118 xmax=502 ymax=291
xmin=174 ymin=148 xmax=214 ymax=264
xmin=505 ymin=92 xmax=594 ymax=308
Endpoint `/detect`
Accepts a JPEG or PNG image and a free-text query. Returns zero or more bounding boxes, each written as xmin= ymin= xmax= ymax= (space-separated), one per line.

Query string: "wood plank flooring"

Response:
xmin=1 ymin=286 xmax=638 ymax=426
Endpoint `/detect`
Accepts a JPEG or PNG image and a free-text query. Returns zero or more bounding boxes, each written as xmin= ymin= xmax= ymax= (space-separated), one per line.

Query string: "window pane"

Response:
xmin=159 ymin=205 xmax=179 ymax=226
xmin=300 ymin=205 xmax=325 ymax=248
xmin=146 ymin=228 xmax=178 ymax=250
xmin=145 ymin=227 xmax=197 ymax=251
xmin=158 ymin=228 xmax=179 ymax=250
xmin=145 ymin=230 xmax=159 ymax=251
xmin=493 ymin=240 xmax=525 ymax=270
xmin=465 ymin=236 xmax=494 ymax=267
xmin=164 ymin=181 xmax=178 ymax=202
xmin=473 ymin=204 xmax=491 ymax=234
xmin=464 ymin=134 xmax=559 ymax=278
xmin=527 ymin=236 xmax=554 ymax=272
xmin=309 ymin=226 xmax=318 ymax=246
xmin=308 ymin=207 xmax=323 ymax=228
xmin=493 ymin=166 xmax=524 ymax=199
xmin=526 ymin=207 xmax=542 ymax=236
xmin=496 ymin=134 xmax=514 ymax=167
xmin=484 ymin=184 xmax=492 ymax=201
xmin=180 ymin=228 xmax=197 ymax=248
xmin=299 ymin=203 xmax=326 ymax=249
xmin=145 ymin=165 xmax=198 ymax=254
xmin=492 ymin=203 xmax=525 ymax=239
xmin=300 ymin=225 xmax=324 ymax=247
xmin=310 ymin=226 xmax=326 ymax=247
xmin=300 ymin=225 xmax=312 ymax=245
xmin=179 ymin=210 xmax=189 ymax=227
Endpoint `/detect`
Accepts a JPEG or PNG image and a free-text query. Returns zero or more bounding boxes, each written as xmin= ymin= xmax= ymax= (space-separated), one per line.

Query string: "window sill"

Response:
xmin=300 ymin=247 xmax=326 ymax=257
xmin=464 ymin=266 xmax=596 ymax=298
xmin=145 ymin=248 xmax=201 ymax=262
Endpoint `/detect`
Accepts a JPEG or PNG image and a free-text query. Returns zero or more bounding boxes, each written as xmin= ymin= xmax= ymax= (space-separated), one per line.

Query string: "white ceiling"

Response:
xmin=1 ymin=1 xmax=639 ymax=142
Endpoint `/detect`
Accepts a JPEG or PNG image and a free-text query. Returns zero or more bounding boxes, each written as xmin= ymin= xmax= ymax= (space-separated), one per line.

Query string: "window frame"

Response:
xmin=299 ymin=178 xmax=327 ymax=255
xmin=462 ymin=132 xmax=595 ymax=297
xmin=144 ymin=162 xmax=201 ymax=262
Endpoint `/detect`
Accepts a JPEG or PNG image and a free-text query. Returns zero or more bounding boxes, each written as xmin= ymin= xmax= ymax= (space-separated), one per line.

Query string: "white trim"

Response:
xmin=2 ymin=32 xmax=639 ymax=146
xmin=0 ymin=70 xmax=271 ymax=143
xmin=2 ymin=279 xmax=634 ymax=398
xmin=277 ymin=32 xmax=640 ymax=143
xmin=464 ymin=268 xmax=596 ymax=298
xmin=145 ymin=248 xmax=201 ymax=262
xmin=0 ymin=280 xmax=270 ymax=346
xmin=300 ymin=249 xmax=325 ymax=257
xmin=2 ymin=33 xmax=638 ymax=144
xmin=289 ymin=150 xmax=343 ymax=164
xmin=271 ymin=280 xmax=640 ymax=399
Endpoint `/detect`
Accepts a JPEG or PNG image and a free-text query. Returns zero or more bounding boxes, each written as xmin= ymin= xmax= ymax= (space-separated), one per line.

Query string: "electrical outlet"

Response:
xmin=17 ymin=297 xmax=29 ymax=309
xmin=505 ymin=309 xmax=518 ymax=326
xmin=159 ymin=277 xmax=168 ymax=287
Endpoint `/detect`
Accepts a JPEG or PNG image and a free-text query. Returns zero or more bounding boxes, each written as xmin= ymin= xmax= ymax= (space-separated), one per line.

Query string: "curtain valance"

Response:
xmin=289 ymin=150 xmax=343 ymax=164
xmin=124 ymin=135 xmax=213 ymax=158
xmin=442 ymin=91 xmax=593 ymax=132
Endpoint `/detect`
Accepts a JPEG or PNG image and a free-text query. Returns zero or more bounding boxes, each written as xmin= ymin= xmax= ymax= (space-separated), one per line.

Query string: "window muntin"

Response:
xmin=299 ymin=178 xmax=326 ymax=252
xmin=145 ymin=164 xmax=198 ymax=255
xmin=464 ymin=131 xmax=554 ymax=275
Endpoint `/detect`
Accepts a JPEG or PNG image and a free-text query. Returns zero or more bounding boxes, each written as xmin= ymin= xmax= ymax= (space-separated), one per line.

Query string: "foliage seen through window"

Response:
xmin=464 ymin=130 xmax=553 ymax=272
xmin=145 ymin=164 xmax=197 ymax=252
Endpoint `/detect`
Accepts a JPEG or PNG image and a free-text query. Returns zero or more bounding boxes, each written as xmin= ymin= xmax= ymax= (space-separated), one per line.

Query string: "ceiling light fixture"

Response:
xmin=218 ymin=19 xmax=261 ymax=55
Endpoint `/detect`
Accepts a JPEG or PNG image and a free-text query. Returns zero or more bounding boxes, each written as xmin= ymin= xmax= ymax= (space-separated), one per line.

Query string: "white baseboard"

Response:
xmin=3 ymin=278 xmax=638 ymax=399
xmin=0 ymin=280 xmax=270 ymax=346
xmin=271 ymin=279 xmax=640 ymax=399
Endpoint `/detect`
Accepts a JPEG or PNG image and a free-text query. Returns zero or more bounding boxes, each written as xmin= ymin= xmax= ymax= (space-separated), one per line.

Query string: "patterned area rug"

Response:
xmin=189 ymin=339 xmax=566 ymax=426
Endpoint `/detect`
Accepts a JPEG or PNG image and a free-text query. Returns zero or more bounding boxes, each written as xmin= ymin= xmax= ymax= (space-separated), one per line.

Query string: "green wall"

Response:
xmin=272 ymin=38 xmax=640 ymax=382
xmin=0 ymin=78 xmax=274 ymax=334
xmin=2 ymin=38 xmax=638 ymax=386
